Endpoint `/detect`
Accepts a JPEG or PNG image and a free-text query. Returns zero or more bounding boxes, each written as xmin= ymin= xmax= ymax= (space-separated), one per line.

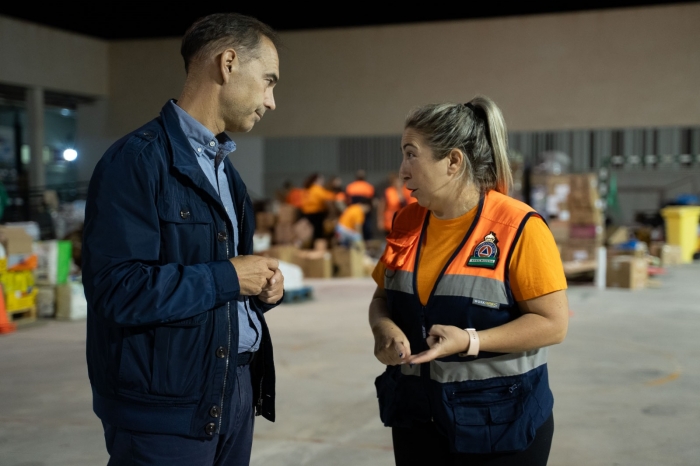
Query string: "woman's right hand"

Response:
xmin=372 ymin=319 xmax=411 ymax=366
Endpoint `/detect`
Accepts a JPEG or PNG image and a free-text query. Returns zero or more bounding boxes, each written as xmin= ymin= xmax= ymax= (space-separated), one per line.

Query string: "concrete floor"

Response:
xmin=1 ymin=264 xmax=700 ymax=465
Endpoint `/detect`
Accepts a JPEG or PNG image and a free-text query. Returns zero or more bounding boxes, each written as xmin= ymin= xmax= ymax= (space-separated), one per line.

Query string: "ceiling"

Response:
xmin=0 ymin=1 xmax=687 ymax=40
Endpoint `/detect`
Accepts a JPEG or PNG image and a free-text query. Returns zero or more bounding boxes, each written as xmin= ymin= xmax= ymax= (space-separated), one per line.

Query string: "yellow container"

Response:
xmin=660 ymin=206 xmax=700 ymax=264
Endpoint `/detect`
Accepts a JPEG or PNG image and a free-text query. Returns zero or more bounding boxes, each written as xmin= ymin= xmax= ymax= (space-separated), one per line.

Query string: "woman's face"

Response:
xmin=399 ymin=128 xmax=454 ymax=213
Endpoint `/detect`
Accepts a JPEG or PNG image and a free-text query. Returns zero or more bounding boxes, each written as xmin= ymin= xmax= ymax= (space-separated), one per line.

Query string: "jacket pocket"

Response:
xmin=150 ymin=312 xmax=210 ymax=399
xmin=444 ymin=379 xmax=533 ymax=453
xmin=157 ymin=196 xmax=214 ymax=264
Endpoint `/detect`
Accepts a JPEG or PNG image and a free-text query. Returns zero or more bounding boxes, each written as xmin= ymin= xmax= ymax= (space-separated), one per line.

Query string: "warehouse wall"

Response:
xmin=0 ymin=16 xmax=108 ymax=96
xmin=101 ymin=3 xmax=700 ymax=141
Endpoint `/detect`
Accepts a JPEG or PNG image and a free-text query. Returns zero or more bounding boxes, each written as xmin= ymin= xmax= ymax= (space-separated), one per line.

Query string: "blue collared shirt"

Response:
xmin=170 ymin=100 xmax=261 ymax=353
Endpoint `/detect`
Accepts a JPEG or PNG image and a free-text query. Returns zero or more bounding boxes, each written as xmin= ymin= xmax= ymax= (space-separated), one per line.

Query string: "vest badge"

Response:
xmin=467 ymin=231 xmax=499 ymax=269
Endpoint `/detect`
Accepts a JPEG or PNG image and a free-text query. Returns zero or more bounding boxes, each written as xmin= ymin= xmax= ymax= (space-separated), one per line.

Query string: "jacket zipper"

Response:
xmin=240 ymin=193 xmax=265 ymax=413
xmin=218 ymin=233 xmax=232 ymax=433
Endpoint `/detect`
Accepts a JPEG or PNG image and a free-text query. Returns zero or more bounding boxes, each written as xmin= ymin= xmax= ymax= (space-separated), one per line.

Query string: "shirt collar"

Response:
xmin=169 ymin=100 xmax=236 ymax=158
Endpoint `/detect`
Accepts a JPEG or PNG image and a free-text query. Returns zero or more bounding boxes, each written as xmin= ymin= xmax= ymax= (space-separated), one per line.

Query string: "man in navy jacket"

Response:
xmin=83 ymin=13 xmax=284 ymax=465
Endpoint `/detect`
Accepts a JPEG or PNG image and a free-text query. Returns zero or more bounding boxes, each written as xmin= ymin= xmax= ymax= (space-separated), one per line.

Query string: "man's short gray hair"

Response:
xmin=181 ymin=13 xmax=281 ymax=73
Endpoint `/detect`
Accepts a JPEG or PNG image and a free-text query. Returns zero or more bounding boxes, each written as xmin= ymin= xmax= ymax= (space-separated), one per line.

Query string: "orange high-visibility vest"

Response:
xmin=375 ymin=190 xmax=553 ymax=454
xmin=383 ymin=186 xmax=403 ymax=232
xmin=345 ymin=180 xmax=375 ymax=200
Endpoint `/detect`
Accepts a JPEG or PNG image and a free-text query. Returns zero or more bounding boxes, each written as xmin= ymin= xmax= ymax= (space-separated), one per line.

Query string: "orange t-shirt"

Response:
xmin=338 ymin=204 xmax=365 ymax=231
xmin=372 ymin=206 xmax=567 ymax=304
xmin=301 ymin=184 xmax=335 ymax=214
xmin=285 ymin=187 xmax=305 ymax=208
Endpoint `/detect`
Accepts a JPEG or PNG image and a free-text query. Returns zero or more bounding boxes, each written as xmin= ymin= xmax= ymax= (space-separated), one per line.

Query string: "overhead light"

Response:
xmin=63 ymin=149 xmax=78 ymax=162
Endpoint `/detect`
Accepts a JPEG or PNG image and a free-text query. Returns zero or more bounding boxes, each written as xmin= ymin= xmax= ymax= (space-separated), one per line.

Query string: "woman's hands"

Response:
xmin=407 ymin=325 xmax=471 ymax=365
xmin=372 ymin=319 xmax=411 ymax=366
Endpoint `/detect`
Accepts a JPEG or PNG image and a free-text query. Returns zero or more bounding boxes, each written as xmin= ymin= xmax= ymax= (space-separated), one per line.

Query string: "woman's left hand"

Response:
xmin=406 ymin=325 xmax=471 ymax=365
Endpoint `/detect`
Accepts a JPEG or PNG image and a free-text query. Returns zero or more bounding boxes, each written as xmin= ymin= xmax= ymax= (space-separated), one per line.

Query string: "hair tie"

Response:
xmin=464 ymin=102 xmax=477 ymax=112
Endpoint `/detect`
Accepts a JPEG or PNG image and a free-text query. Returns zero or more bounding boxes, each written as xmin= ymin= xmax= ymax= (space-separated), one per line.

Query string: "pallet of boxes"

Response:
xmin=531 ymin=174 xmax=604 ymax=277
xmin=0 ymin=226 xmax=39 ymax=324
xmin=34 ymin=240 xmax=86 ymax=320
xmin=604 ymin=227 xmax=650 ymax=290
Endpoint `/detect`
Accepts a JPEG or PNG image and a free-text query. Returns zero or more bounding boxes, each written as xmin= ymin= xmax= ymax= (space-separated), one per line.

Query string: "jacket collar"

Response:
xmin=160 ymin=101 xmax=228 ymax=204
xmin=159 ymin=101 xmax=250 ymax=228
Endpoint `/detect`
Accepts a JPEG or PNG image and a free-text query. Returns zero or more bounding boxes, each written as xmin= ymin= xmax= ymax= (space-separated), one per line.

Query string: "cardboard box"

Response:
xmin=568 ymin=174 xmax=599 ymax=207
xmin=549 ymin=220 xmax=570 ymax=244
xmin=569 ymin=224 xmax=603 ymax=241
xmin=569 ymin=206 xmax=604 ymax=225
xmin=267 ymin=245 xmax=300 ymax=264
xmin=606 ymin=257 xmax=648 ymax=289
xmin=36 ymin=285 xmax=56 ymax=318
xmin=560 ymin=239 xmax=599 ymax=262
xmin=295 ymin=250 xmax=332 ymax=278
xmin=332 ymin=246 xmax=367 ymax=277
xmin=277 ymin=205 xmax=298 ymax=225
xmin=55 ymin=282 xmax=88 ymax=321
xmin=255 ymin=212 xmax=276 ymax=232
xmin=274 ymin=223 xmax=295 ymax=245
xmin=33 ymin=240 xmax=72 ymax=285
xmin=661 ymin=245 xmax=683 ymax=266
xmin=0 ymin=226 xmax=34 ymax=255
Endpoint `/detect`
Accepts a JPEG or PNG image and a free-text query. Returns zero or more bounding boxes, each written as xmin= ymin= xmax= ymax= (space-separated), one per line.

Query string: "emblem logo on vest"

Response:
xmin=467 ymin=231 xmax=499 ymax=269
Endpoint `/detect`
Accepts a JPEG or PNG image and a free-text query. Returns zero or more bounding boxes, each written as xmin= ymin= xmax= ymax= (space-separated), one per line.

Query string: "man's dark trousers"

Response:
xmin=103 ymin=362 xmax=255 ymax=466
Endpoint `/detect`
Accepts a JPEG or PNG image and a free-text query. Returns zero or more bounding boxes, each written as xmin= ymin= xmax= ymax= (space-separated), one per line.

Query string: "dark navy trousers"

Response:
xmin=103 ymin=365 xmax=255 ymax=466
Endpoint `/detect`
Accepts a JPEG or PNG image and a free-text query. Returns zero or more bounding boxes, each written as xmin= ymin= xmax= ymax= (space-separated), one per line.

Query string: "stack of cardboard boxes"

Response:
xmin=0 ymin=226 xmax=39 ymax=323
xmin=531 ymin=174 xmax=603 ymax=267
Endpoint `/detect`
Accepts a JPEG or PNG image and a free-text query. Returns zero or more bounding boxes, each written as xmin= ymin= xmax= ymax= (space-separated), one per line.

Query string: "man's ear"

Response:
xmin=219 ymin=48 xmax=238 ymax=83
xmin=447 ymin=149 xmax=464 ymax=176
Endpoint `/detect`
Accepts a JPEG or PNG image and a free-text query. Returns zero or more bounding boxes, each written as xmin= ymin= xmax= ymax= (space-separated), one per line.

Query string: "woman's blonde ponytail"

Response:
xmin=468 ymin=97 xmax=512 ymax=195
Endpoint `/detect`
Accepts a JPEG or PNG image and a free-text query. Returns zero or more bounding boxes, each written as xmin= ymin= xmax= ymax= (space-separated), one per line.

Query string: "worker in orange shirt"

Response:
xmin=335 ymin=200 xmax=371 ymax=247
xmin=379 ymin=173 xmax=417 ymax=235
xmin=345 ymin=169 xmax=376 ymax=240
xmin=283 ymin=180 xmax=305 ymax=209
xmin=300 ymin=173 xmax=335 ymax=242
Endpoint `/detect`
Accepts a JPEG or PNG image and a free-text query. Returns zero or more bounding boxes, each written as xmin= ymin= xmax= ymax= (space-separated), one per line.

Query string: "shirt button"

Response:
xmin=216 ymin=346 xmax=228 ymax=358
xmin=209 ymin=406 xmax=220 ymax=418
xmin=197 ymin=147 xmax=202 ymax=153
xmin=205 ymin=423 xmax=216 ymax=435
xmin=217 ymin=231 xmax=228 ymax=242
xmin=209 ymin=141 xmax=216 ymax=147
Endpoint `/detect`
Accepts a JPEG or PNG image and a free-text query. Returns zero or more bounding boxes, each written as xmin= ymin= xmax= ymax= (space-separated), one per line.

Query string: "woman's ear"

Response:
xmin=446 ymin=149 xmax=464 ymax=176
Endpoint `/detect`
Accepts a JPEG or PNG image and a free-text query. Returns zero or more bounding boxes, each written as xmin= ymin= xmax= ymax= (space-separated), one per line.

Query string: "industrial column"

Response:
xmin=26 ymin=86 xmax=46 ymax=191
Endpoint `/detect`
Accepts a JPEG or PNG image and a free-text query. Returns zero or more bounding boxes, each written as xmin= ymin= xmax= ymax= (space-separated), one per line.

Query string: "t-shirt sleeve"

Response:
xmin=372 ymin=260 xmax=386 ymax=288
xmin=509 ymin=216 xmax=568 ymax=302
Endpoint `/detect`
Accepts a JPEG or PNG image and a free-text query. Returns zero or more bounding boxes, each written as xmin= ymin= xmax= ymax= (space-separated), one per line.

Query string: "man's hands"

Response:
xmin=372 ymin=318 xmax=412 ymax=366
xmin=407 ymin=325 xmax=471 ymax=365
xmin=258 ymin=267 xmax=284 ymax=304
xmin=230 ymin=256 xmax=283 ymax=302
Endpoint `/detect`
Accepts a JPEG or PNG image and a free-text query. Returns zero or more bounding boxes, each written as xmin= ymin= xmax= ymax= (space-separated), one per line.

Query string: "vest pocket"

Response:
xmin=375 ymin=366 xmax=431 ymax=427
xmin=444 ymin=379 xmax=533 ymax=453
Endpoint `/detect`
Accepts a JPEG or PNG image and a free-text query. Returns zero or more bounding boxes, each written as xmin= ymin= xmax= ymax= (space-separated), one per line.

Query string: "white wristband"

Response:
xmin=458 ymin=328 xmax=479 ymax=357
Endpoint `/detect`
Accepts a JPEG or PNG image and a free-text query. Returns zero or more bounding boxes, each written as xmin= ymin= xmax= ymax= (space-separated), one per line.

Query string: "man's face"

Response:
xmin=222 ymin=36 xmax=279 ymax=133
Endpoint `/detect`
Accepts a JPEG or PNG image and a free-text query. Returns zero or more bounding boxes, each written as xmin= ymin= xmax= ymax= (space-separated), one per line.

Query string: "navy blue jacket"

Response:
xmin=83 ymin=102 xmax=279 ymax=439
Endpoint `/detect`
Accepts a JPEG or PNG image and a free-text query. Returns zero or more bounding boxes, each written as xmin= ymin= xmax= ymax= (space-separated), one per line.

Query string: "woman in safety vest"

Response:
xmin=369 ymin=97 xmax=568 ymax=465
